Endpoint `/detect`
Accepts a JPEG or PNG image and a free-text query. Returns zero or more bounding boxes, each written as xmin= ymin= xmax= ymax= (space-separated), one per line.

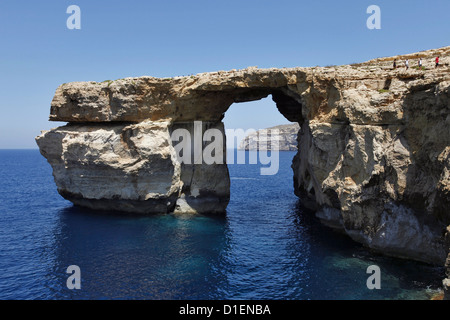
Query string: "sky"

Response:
xmin=0 ymin=0 xmax=449 ymax=148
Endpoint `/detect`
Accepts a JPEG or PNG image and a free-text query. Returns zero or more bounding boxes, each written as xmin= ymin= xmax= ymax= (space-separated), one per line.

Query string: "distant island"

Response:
xmin=238 ymin=123 xmax=300 ymax=151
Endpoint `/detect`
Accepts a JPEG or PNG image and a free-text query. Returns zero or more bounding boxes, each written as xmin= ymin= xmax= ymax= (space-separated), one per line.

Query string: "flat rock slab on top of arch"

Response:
xmin=49 ymin=69 xmax=305 ymax=123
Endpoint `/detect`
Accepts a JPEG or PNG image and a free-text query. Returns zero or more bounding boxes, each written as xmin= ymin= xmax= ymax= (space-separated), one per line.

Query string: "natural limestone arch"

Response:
xmin=42 ymin=69 xmax=311 ymax=217
xmin=37 ymin=47 xmax=450 ymax=267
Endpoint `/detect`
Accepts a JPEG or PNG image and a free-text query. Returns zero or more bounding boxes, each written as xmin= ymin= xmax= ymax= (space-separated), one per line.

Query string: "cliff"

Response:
xmin=37 ymin=46 xmax=450 ymax=270
xmin=238 ymin=123 xmax=300 ymax=151
xmin=445 ymin=227 xmax=450 ymax=299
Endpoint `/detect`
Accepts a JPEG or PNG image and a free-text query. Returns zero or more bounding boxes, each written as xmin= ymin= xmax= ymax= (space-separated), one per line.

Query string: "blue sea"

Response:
xmin=0 ymin=149 xmax=444 ymax=300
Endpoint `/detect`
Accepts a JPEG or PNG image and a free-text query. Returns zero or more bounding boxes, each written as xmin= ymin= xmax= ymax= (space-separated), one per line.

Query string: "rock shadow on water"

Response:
xmin=290 ymin=201 xmax=445 ymax=300
xmin=49 ymin=205 xmax=231 ymax=299
xmin=45 ymin=199 xmax=445 ymax=300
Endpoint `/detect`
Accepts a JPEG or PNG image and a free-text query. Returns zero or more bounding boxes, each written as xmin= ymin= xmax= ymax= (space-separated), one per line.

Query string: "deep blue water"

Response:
xmin=0 ymin=149 xmax=444 ymax=300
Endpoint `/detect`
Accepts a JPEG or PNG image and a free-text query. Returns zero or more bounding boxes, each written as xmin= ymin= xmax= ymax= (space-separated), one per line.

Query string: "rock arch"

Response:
xmin=37 ymin=47 xmax=450 ymax=265
xmin=41 ymin=70 xmax=309 ymax=216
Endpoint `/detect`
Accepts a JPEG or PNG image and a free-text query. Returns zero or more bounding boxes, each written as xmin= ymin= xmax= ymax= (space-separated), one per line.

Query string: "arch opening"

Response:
xmin=170 ymin=88 xmax=304 ymax=215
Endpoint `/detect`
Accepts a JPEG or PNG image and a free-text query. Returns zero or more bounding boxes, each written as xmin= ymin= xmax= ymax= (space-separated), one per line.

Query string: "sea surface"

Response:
xmin=0 ymin=149 xmax=444 ymax=300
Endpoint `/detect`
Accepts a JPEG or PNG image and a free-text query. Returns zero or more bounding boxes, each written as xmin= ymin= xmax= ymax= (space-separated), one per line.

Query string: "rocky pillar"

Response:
xmin=36 ymin=120 xmax=230 ymax=215
xmin=170 ymin=121 xmax=230 ymax=214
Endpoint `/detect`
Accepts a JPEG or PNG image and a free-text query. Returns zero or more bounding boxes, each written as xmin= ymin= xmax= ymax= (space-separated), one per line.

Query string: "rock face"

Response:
xmin=445 ymin=226 xmax=450 ymax=300
xmin=238 ymin=123 xmax=300 ymax=151
xmin=37 ymin=46 xmax=450 ymax=266
xmin=36 ymin=120 xmax=229 ymax=214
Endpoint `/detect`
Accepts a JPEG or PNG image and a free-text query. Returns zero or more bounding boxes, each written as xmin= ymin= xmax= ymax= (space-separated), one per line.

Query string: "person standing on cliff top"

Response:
xmin=436 ymin=56 xmax=440 ymax=68
xmin=405 ymin=59 xmax=409 ymax=70
xmin=393 ymin=59 xmax=397 ymax=69
xmin=418 ymin=58 xmax=422 ymax=69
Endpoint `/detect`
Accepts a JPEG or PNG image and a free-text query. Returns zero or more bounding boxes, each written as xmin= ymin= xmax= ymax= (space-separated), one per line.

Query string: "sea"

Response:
xmin=0 ymin=149 xmax=445 ymax=300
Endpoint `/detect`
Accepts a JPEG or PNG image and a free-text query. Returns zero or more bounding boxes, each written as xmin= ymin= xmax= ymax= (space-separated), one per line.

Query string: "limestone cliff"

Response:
xmin=444 ymin=226 xmax=450 ymax=300
xmin=238 ymin=123 xmax=300 ymax=151
xmin=37 ymin=46 xmax=450 ymax=267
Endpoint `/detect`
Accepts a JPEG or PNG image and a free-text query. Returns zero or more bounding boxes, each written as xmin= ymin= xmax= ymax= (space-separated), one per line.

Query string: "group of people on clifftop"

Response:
xmin=393 ymin=56 xmax=440 ymax=70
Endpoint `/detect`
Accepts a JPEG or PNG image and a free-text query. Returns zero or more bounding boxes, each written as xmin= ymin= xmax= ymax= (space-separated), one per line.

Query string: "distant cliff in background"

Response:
xmin=238 ymin=123 xmax=300 ymax=151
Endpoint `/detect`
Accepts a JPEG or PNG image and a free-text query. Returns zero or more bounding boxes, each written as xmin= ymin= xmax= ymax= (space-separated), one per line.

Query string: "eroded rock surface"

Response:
xmin=37 ymin=46 xmax=450 ymax=266
xmin=36 ymin=120 xmax=229 ymax=214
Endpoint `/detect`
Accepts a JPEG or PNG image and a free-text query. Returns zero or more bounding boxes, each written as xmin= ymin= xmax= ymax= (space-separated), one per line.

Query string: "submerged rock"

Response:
xmin=37 ymin=46 xmax=450 ymax=267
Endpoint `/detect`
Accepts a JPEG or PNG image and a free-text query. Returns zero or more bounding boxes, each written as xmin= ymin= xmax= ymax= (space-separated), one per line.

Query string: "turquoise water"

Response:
xmin=0 ymin=150 xmax=444 ymax=299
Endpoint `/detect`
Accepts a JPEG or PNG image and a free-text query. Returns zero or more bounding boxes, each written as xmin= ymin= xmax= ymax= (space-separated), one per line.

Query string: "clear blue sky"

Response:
xmin=0 ymin=0 xmax=449 ymax=148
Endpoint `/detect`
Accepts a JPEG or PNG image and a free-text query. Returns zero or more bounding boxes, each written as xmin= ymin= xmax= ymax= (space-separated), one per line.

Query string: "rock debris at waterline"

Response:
xmin=37 ymin=47 xmax=450 ymax=276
